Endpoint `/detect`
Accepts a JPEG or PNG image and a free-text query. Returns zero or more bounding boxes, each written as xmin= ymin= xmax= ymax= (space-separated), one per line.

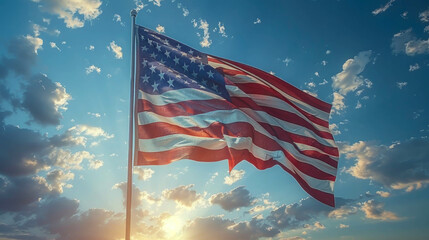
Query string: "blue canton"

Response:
xmin=136 ymin=26 xmax=231 ymax=101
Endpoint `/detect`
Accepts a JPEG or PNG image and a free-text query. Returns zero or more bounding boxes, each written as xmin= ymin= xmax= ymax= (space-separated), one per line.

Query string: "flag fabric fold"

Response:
xmin=134 ymin=25 xmax=339 ymax=207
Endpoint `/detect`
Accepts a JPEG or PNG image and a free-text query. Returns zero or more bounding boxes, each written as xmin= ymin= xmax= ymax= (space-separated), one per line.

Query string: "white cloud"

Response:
xmin=303 ymin=90 xmax=317 ymax=97
xmin=372 ymin=0 xmax=395 ymax=15
xmin=329 ymin=123 xmax=341 ymax=135
xmin=156 ymin=24 xmax=165 ymax=33
xmin=224 ymin=169 xmax=245 ymax=185
xmin=319 ymin=79 xmax=328 ymax=85
xmin=283 ymin=58 xmax=292 ymax=67
xmin=196 ymin=19 xmax=212 ymax=48
xmin=32 ymin=0 xmax=102 ymax=29
xmin=306 ymin=82 xmax=316 ymax=88
xmin=108 ymin=41 xmax=123 ymax=59
xmin=401 ymin=11 xmax=408 ymax=19
xmin=360 ymin=200 xmax=400 ymax=221
xmin=69 ymin=124 xmax=113 ymax=139
xmin=392 ymin=29 xmax=429 ymax=56
xmin=409 ymin=63 xmax=420 ymax=71
xmin=42 ymin=18 xmax=51 ymax=24
xmin=254 ymin=18 xmax=261 ymax=24
xmin=46 ymin=169 xmax=74 ymax=193
xmin=87 ymin=112 xmax=101 ymax=118
xmin=326 ymin=50 xmax=331 ymax=55
xmin=218 ymin=22 xmax=227 ymax=37
xmin=332 ymin=50 xmax=372 ymax=95
xmin=85 ymin=65 xmax=101 ymax=74
xmin=149 ymin=0 xmax=162 ymax=7
xmin=376 ymin=191 xmax=391 ymax=198
xmin=314 ymin=72 xmax=319 ymax=77
xmin=50 ymin=42 xmax=61 ymax=51
xmin=396 ymin=82 xmax=407 ymax=89
xmin=162 ymin=184 xmax=202 ymax=208
xmin=134 ymin=0 xmax=147 ymax=12
xmin=88 ymin=45 xmax=95 ymax=50
xmin=25 ymin=35 xmax=43 ymax=54
xmin=182 ymin=7 xmax=189 ymax=17
xmin=355 ymin=100 xmax=362 ymax=109
xmin=113 ymin=13 xmax=124 ymax=26
xmin=321 ymin=60 xmax=327 ymax=66
xmin=339 ymin=224 xmax=349 ymax=228
xmin=332 ymin=92 xmax=346 ymax=114
xmin=89 ymin=159 xmax=103 ymax=169
xmin=133 ymin=168 xmax=155 ymax=181
xmin=419 ymin=8 xmax=429 ymax=22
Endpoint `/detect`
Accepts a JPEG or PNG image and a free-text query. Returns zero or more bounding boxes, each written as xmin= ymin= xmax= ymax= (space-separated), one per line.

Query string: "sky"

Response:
xmin=0 ymin=0 xmax=429 ymax=239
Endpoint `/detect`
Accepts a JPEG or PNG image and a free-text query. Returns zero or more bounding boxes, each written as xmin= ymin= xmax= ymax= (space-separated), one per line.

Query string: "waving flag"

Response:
xmin=134 ymin=25 xmax=339 ymax=206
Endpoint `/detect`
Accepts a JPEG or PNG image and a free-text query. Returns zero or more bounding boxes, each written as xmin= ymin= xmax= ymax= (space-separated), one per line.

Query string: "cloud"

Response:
xmin=331 ymin=92 xmax=345 ymax=114
xmin=149 ymin=0 xmax=162 ymax=7
xmin=360 ymin=200 xmax=400 ymax=221
xmin=342 ymin=139 xmax=429 ymax=192
xmin=32 ymin=0 xmax=102 ymax=29
xmin=88 ymin=159 xmax=103 ymax=169
xmin=134 ymin=0 xmax=147 ymax=12
xmin=46 ymin=169 xmax=74 ymax=193
xmin=194 ymin=19 xmax=212 ymax=48
xmin=50 ymin=42 xmax=61 ymax=51
xmin=397 ymin=82 xmax=407 ymax=89
xmin=181 ymin=216 xmax=279 ymax=240
xmin=376 ymin=191 xmax=391 ymax=198
xmin=339 ymin=223 xmax=349 ymax=228
xmin=113 ymin=13 xmax=124 ymax=26
xmin=49 ymin=149 xmax=95 ymax=170
xmin=283 ymin=58 xmax=292 ymax=67
xmin=30 ymin=197 xmax=79 ymax=227
xmin=218 ymin=22 xmax=227 ymax=37
xmin=254 ymin=18 xmax=261 ymax=24
xmin=156 ymin=24 xmax=165 ymax=33
xmin=133 ymin=168 xmax=154 ymax=181
xmin=332 ymin=50 xmax=372 ymax=95
xmin=209 ymin=186 xmax=253 ymax=212
xmin=108 ymin=41 xmax=123 ymax=59
xmin=409 ymin=63 xmax=420 ymax=71
xmin=419 ymin=8 xmax=429 ymax=22
xmin=86 ymin=65 xmax=101 ymax=74
xmin=162 ymin=184 xmax=201 ymax=207
xmin=69 ymin=124 xmax=113 ymax=139
xmin=182 ymin=7 xmax=189 ymax=17
xmin=328 ymin=205 xmax=358 ymax=219
xmin=224 ymin=169 xmax=245 ymax=185
xmin=372 ymin=0 xmax=395 ymax=15
xmin=391 ymin=29 xmax=429 ymax=56
xmin=329 ymin=123 xmax=341 ymax=135
xmin=24 ymin=35 xmax=43 ymax=54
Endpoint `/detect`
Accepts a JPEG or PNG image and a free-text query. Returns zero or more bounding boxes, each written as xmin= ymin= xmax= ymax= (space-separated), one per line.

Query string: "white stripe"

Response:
xmin=226 ymin=85 xmax=330 ymax=132
xmin=138 ymin=88 xmax=223 ymax=104
xmin=138 ymin=134 xmax=334 ymax=194
xmin=295 ymin=143 xmax=339 ymax=159
xmin=138 ymin=110 xmax=337 ymax=176
xmin=209 ymin=60 xmax=330 ymax=120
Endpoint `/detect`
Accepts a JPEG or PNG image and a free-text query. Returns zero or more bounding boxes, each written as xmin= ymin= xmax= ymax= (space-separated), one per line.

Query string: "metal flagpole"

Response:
xmin=125 ymin=9 xmax=137 ymax=240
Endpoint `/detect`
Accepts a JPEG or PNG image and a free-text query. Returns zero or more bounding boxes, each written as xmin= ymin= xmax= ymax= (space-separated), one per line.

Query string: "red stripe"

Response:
xmin=231 ymin=96 xmax=334 ymax=140
xmin=231 ymin=82 xmax=330 ymax=128
xmin=210 ymin=56 xmax=332 ymax=113
xmin=136 ymin=146 xmax=335 ymax=207
xmin=138 ymin=122 xmax=337 ymax=179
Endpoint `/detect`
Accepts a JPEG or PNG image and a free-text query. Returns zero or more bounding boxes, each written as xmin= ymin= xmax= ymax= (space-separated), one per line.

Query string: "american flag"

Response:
xmin=134 ymin=25 xmax=339 ymax=207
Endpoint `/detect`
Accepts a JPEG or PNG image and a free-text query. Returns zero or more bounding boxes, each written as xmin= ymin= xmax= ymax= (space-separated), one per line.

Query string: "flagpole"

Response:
xmin=125 ymin=9 xmax=137 ymax=240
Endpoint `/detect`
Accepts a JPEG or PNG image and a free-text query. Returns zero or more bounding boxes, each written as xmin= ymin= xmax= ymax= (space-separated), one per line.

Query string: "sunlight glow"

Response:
xmin=162 ymin=216 xmax=185 ymax=238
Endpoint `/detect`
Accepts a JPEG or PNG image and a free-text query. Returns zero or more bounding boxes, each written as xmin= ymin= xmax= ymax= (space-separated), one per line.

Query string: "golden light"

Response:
xmin=162 ymin=216 xmax=185 ymax=238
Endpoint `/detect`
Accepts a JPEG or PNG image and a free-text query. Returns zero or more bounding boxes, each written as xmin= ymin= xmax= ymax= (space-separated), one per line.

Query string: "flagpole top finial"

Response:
xmin=131 ymin=9 xmax=137 ymax=17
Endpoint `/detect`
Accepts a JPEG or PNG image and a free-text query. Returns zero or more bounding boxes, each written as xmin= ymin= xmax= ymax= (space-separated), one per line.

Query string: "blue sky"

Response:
xmin=0 ymin=0 xmax=429 ymax=239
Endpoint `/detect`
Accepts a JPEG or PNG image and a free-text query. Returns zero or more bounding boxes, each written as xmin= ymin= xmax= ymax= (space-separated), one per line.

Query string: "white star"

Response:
xmin=167 ymin=78 xmax=174 ymax=87
xmin=201 ymin=79 xmax=207 ymax=85
xmin=147 ymin=39 xmax=153 ymax=45
xmin=198 ymin=62 xmax=205 ymax=71
xmin=150 ymin=52 xmax=157 ymax=59
xmin=140 ymin=35 xmax=145 ymax=40
xmin=188 ymin=49 xmax=194 ymax=55
xmin=150 ymin=65 xmax=156 ymax=73
xmin=182 ymin=62 xmax=189 ymax=72
xmin=207 ymin=70 xmax=214 ymax=78
xmin=176 ymin=44 xmax=182 ymax=50
xmin=141 ymin=59 xmax=148 ymax=67
xmin=164 ymin=39 xmax=170 ymax=45
xmin=192 ymin=71 xmax=198 ymax=78
xmin=158 ymin=71 xmax=165 ymax=80
xmin=156 ymin=43 xmax=162 ymax=52
xmin=190 ymin=57 xmax=196 ymax=63
xmin=141 ymin=74 xmax=150 ymax=83
xmin=173 ymin=56 xmax=180 ymax=65
xmin=151 ymin=82 xmax=159 ymax=92
xmin=141 ymin=46 xmax=148 ymax=51
xmin=212 ymin=83 xmax=218 ymax=92
xmin=164 ymin=50 xmax=171 ymax=58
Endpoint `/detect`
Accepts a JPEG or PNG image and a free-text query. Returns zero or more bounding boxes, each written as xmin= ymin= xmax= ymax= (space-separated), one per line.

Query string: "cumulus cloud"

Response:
xmin=376 ymin=191 xmax=391 ymax=198
xmin=181 ymin=216 xmax=279 ymax=240
xmin=360 ymin=200 xmax=400 ymax=221
xmin=69 ymin=124 xmax=113 ymax=139
xmin=217 ymin=22 xmax=227 ymax=37
xmin=32 ymin=0 xmax=102 ymax=28
xmin=419 ymin=8 xmax=429 ymax=22
xmin=342 ymin=139 xmax=429 ymax=192
xmin=329 ymin=123 xmax=341 ymax=135
xmin=22 ymin=74 xmax=71 ymax=125
xmin=88 ymin=159 xmax=103 ymax=169
xmin=372 ymin=0 xmax=395 ymax=15
xmin=113 ymin=13 xmax=124 ymax=26
xmin=85 ymin=65 xmax=101 ymax=74
xmin=156 ymin=24 xmax=165 ymax=33
xmin=332 ymin=51 xmax=372 ymax=95
xmin=24 ymin=35 xmax=44 ymax=54
xmin=409 ymin=63 xmax=420 ymax=71
xmin=133 ymin=168 xmax=154 ymax=181
xmin=332 ymin=92 xmax=345 ymax=114
xmin=148 ymin=0 xmax=162 ymax=7
xmin=397 ymin=82 xmax=407 ymax=89
xmin=108 ymin=41 xmax=123 ymax=59
xmin=391 ymin=29 xmax=429 ymax=56
xmin=254 ymin=18 xmax=261 ymax=24
xmin=46 ymin=169 xmax=74 ymax=193
xmin=49 ymin=149 xmax=95 ymax=170
xmin=194 ymin=19 xmax=212 ymax=48
xmin=209 ymin=186 xmax=253 ymax=212
xmin=224 ymin=169 xmax=245 ymax=185
xmin=162 ymin=184 xmax=201 ymax=207
xmin=339 ymin=223 xmax=349 ymax=228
